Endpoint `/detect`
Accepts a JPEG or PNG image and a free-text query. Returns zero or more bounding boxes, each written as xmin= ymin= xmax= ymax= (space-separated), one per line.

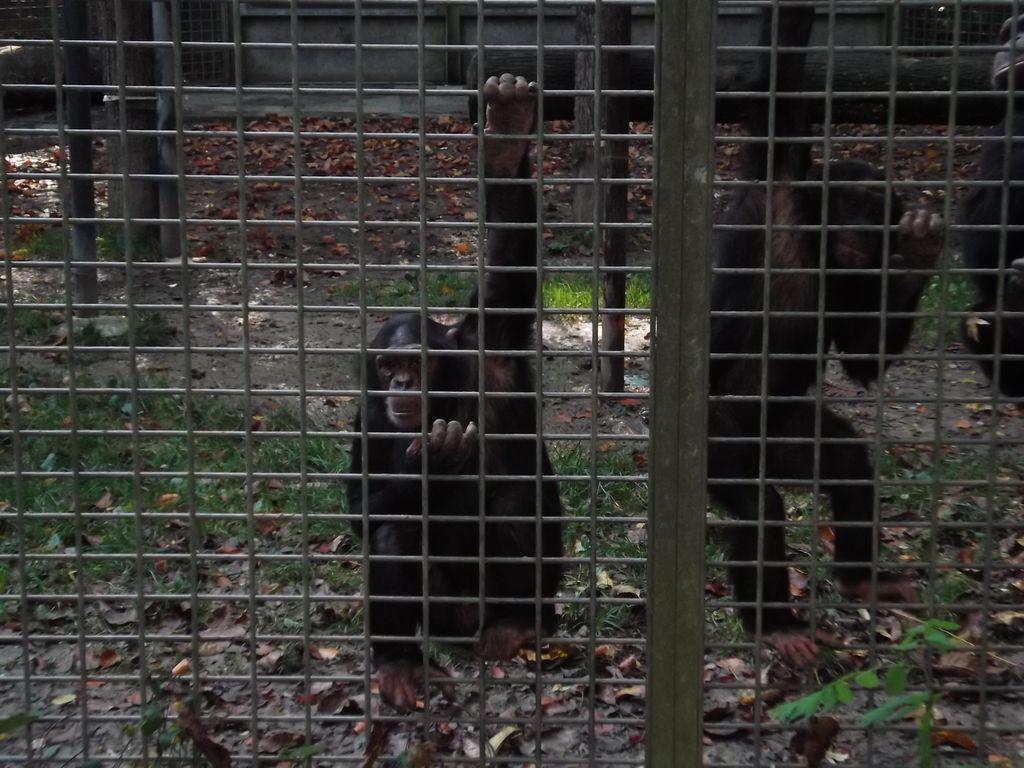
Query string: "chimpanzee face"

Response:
xmin=375 ymin=343 xmax=436 ymax=430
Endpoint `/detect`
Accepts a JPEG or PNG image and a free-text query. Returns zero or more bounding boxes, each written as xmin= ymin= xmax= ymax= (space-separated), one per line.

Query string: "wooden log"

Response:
xmin=466 ymin=50 xmax=1003 ymax=125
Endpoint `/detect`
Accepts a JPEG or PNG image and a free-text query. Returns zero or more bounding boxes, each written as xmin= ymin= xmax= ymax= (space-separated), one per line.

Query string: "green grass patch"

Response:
xmin=552 ymin=441 xmax=648 ymax=636
xmin=543 ymin=272 xmax=651 ymax=313
xmin=0 ymin=307 xmax=58 ymax=345
xmin=13 ymin=226 xmax=162 ymax=263
xmin=0 ymin=379 xmax=351 ymax=598
xmin=0 ymin=381 xmax=649 ymax=639
xmin=326 ymin=269 xmax=652 ymax=315
xmin=327 ymin=271 xmax=475 ymax=308
xmin=913 ymin=272 xmax=973 ymax=349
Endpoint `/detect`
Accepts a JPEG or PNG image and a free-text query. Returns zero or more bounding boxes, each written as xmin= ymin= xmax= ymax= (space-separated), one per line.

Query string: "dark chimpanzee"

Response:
xmin=346 ymin=74 xmax=563 ymax=711
xmin=709 ymin=0 xmax=943 ymax=665
xmin=959 ymin=14 xmax=1024 ymax=397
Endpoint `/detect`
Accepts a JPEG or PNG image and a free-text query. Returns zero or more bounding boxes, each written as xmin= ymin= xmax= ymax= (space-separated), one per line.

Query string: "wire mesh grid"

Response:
xmin=4 ymin=0 xmax=1024 ymax=766
xmin=1 ymin=0 xmax=652 ymax=765
xmin=703 ymin=0 xmax=1024 ymax=765
xmin=180 ymin=1 xmax=230 ymax=85
xmin=901 ymin=3 xmax=1007 ymax=50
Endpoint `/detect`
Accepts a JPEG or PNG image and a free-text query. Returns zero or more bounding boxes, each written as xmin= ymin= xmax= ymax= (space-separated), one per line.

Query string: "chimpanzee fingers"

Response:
xmin=898 ymin=210 xmax=914 ymax=236
xmin=377 ymin=661 xmax=422 ymax=712
xmin=484 ymin=73 xmax=534 ymax=103
xmin=428 ymin=418 xmax=447 ymax=453
xmin=765 ymin=631 xmax=820 ymax=668
xmin=1011 ymin=258 xmax=1024 ymax=274
xmin=378 ymin=660 xmax=455 ymax=711
xmin=439 ymin=420 xmax=464 ymax=461
xmin=455 ymin=421 xmax=479 ymax=467
xmin=405 ymin=436 xmax=423 ymax=461
xmin=483 ymin=73 xmax=514 ymax=102
xmin=482 ymin=75 xmax=501 ymax=101
xmin=514 ymin=75 xmax=531 ymax=99
xmin=498 ymin=72 xmax=518 ymax=101
xmin=898 ymin=208 xmax=944 ymax=240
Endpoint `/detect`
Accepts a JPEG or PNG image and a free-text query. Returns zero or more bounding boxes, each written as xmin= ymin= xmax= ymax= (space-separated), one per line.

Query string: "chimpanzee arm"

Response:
xmin=743 ymin=0 xmax=816 ymax=181
xmin=460 ymin=74 xmax=539 ymax=353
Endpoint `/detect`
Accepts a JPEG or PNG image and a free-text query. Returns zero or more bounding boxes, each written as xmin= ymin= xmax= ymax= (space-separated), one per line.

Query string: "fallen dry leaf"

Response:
xmin=92 ymin=648 xmax=122 ymax=670
xmin=311 ymin=645 xmax=339 ymax=661
xmin=934 ymin=650 xmax=979 ymax=679
xmin=931 ymin=729 xmax=978 ymax=751
xmin=486 ymin=725 xmax=519 ymax=757
xmin=258 ymin=730 xmax=304 ymax=755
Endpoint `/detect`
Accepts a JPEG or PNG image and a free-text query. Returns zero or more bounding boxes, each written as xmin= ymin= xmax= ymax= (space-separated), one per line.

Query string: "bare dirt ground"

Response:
xmin=2 ymin=107 xmax=1023 ymax=766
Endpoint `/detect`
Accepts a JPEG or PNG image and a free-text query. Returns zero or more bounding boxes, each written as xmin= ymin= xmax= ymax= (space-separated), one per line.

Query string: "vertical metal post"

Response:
xmin=444 ymin=3 xmax=461 ymax=85
xmin=62 ymin=0 xmax=97 ymax=310
xmin=648 ymin=0 xmax=714 ymax=762
xmin=151 ymin=0 xmax=181 ymax=260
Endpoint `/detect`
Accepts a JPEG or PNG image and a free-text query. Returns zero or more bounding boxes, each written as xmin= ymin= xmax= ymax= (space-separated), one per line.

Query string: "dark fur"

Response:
xmin=959 ymin=15 xmax=1024 ymax=397
xmin=709 ymin=0 xmax=931 ymax=636
xmin=346 ymin=130 xmax=562 ymax=672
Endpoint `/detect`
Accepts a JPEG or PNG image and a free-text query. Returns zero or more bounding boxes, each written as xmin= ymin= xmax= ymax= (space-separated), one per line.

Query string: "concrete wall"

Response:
xmin=239 ymin=5 xmax=890 ymax=86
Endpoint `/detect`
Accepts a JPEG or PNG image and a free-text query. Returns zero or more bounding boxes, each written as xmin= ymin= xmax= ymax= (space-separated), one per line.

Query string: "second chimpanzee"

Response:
xmin=346 ymin=74 xmax=563 ymax=711
xmin=709 ymin=0 xmax=942 ymax=665
xmin=960 ymin=14 xmax=1024 ymax=397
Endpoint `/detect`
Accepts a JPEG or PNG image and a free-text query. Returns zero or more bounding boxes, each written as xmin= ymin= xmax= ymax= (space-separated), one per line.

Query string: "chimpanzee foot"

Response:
xmin=836 ymin=574 xmax=919 ymax=603
xmin=476 ymin=621 xmax=538 ymax=661
xmin=894 ymin=208 xmax=944 ymax=269
xmin=482 ymin=73 xmax=537 ymax=177
xmin=377 ymin=658 xmax=455 ymax=712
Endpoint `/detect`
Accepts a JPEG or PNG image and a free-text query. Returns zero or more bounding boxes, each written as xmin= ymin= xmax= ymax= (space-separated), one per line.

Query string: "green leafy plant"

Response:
xmin=770 ymin=618 xmax=961 ymax=768
xmin=0 ymin=712 xmax=37 ymax=738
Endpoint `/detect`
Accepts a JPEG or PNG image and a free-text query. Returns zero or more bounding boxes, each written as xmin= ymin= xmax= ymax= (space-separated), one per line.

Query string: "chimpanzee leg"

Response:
xmin=768 ymin=404 xmax=917 ymax=603
xmin=474 ymin=482 xmax=548 ymax=660
xmin=708 ymin=405 xmax=818 ymax=665
xmin=368 ymin=523 xmax=422 ymax=661
xmin=368 ymin=523 xmax=454 ymax=711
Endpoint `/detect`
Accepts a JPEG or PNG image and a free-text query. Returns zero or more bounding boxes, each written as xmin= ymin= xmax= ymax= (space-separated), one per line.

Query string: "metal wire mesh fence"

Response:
xmin=3 ymin=0 xmax=1024 ymax=767
xmin=180 ymin=1 xmax=230 ymax=84
xmin=1 ymin=0 xmax=653 ymax=765
xmin=701 ymin=0 xmax=1024 ymax=765
xmin=901 ymin=3 xmax=1007 ymax=50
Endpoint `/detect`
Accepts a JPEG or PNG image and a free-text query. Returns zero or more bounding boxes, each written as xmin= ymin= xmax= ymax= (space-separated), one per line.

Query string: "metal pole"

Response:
xmin=151 ymin=0 xmax=181 ymax=260
xmin=648 ymin=0 xmax=715 ymax=761
xmin=62 ymin=0 xmax=97 ymax=311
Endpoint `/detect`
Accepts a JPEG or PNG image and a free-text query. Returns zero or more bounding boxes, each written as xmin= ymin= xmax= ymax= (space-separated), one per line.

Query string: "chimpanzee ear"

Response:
xmin=446 ymin=326 xmax=461 ymax=343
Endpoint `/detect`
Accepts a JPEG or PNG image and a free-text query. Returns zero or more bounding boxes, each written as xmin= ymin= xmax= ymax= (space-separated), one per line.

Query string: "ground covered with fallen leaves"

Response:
xmin=1 ymin=105 xmax=1023 ymax=767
